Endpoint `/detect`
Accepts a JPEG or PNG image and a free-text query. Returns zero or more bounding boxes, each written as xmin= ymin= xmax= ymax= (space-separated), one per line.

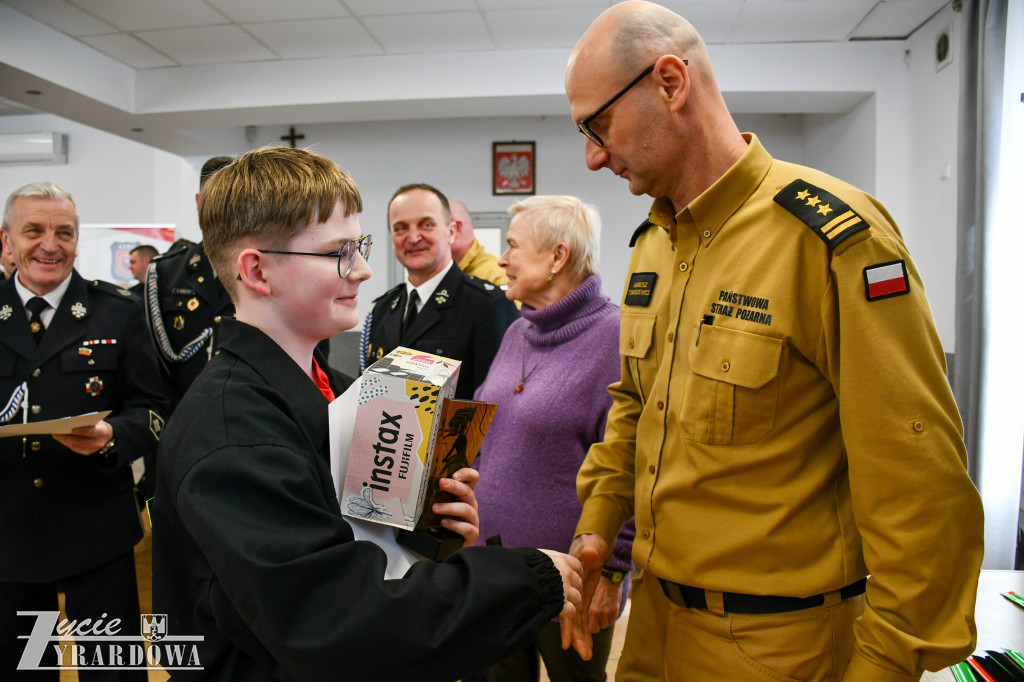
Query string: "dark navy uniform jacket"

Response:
xmin=362 ymin=264 xmax=518 ymax=399
xmin=145 ymin=242 xmax=234 ymax=410
xmin=0 ymin=271 xmax=169 ymax=583
xmin=153 ymin=318 xmax=563 ymax=681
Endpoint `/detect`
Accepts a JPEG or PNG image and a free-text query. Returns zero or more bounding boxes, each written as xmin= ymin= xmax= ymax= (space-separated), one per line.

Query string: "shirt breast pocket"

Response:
xmin=680 ymin=325 xmax=782 ymax=445
xmin=620 ymin=312 xmax=658 ymax=402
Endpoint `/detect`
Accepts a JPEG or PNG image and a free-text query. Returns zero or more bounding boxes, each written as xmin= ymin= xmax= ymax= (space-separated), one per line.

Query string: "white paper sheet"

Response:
xmin=0 ymin=410 xmax=111 ymax=438
xmin=328 ymin=379 xmax=421 ymax=579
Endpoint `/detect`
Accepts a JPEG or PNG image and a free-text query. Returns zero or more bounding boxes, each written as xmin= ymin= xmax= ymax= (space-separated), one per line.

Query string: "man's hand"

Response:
xmin=568 ymin=533 xmax=610 ymax=659
xmin=433 ymin=467 xmax=480 ymax=547
xmin=588 ymin=574 xmax=624 ymax=633
xmin=52 ymin=419 xmax=114 ymax=456
xmin=537 ymin=549 xmax=585 ymax=654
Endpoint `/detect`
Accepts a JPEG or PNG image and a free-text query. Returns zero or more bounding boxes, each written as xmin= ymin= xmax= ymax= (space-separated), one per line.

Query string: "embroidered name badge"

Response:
xmin=864 ymin=260 xmax=910 ymax=301
xmin=624 ymin=273 xmax=657 ymax=307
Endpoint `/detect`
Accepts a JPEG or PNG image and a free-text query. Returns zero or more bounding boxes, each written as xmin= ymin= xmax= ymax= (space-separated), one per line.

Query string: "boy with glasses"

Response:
xmin=152 ymin=146 xmax=585 ymax=681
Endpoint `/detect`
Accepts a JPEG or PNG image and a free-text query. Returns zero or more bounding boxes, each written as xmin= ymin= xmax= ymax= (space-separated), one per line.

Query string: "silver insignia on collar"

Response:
xmin=434 ymin=289 xmax=449 ymax=305
xmin=484 ymin=283 xmax=495 ymax=291
xmin=390 ymin=297 xmax=400 ymax=311
xmin=71 ymin=302 xmax=87 ymax=319
xmin=0 ymin=305 xmax=11 ymax=321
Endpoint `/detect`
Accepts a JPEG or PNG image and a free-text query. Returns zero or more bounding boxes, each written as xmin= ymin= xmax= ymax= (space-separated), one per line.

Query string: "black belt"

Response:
xmin=658 ymin=577 xmax=867 ymax=615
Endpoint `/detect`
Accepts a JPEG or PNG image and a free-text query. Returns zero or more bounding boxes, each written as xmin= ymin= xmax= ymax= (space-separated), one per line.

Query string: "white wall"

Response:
xmin=904 ymin=5 xmax=963 ymax=355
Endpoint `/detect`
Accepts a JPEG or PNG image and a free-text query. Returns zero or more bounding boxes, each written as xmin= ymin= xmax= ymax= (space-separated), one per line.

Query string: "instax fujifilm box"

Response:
xmin=342 ymin=347 xmax=461 ymax=531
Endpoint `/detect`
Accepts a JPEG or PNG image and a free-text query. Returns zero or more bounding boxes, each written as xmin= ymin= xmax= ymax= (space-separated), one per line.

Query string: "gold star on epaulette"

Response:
xmin=774 ymin=179 xmax=869 ymax=250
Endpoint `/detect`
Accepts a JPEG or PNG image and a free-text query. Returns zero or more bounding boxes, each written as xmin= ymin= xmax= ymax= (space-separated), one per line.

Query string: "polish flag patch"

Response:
xmin=863 ymin=260 xmax=910 ymax=301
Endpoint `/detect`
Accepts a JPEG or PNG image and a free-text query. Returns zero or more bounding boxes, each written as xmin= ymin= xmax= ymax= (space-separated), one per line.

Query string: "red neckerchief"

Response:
xmin=312 ymin=358 xmax=336 ymax=402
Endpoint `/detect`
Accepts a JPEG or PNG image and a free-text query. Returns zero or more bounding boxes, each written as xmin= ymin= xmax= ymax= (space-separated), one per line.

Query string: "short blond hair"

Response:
xmin=200 ymin=146 xmax=362 ymax=299
xmin=508 ymin=195 xmax=600 ymax=281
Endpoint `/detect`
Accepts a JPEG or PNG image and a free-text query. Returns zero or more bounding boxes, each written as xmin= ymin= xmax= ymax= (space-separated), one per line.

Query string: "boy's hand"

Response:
xmin=53 ymin=420 xmax=114 ymax=456
xmin=537 ymin=549 xmax=587 ymax=657
xmin=433 ymin=467 xmax=480 ymax=547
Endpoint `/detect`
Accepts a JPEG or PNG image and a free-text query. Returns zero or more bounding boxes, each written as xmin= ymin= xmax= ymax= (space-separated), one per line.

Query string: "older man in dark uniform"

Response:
xmin=0 ymin=182 xmax=168 ymax=680
xmin=361 ymin=184 xmax=517 ymax=399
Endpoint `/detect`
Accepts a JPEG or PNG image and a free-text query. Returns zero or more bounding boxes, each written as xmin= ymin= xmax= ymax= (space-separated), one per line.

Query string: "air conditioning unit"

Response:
xmin=0 ymin=132 xmax=68 ymax=165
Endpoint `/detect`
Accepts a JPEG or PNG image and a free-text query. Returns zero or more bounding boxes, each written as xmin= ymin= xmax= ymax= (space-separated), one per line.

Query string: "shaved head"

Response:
xmin=449 ymin=198 xmax=476 ymax=263
xmin=568 ymin=1 xmax=708 ymax=86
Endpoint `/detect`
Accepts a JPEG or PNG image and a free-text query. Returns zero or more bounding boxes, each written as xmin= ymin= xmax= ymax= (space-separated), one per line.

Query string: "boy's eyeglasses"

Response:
xmin=575 ymin=60 xmax=686 ymax=147
xmin=259 ymin=234 xmax=372 ymax=279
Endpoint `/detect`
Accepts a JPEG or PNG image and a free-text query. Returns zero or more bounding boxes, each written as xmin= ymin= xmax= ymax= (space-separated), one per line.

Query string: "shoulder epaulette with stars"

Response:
xmin=629 ymin=220 xmax=655 ymax=248
xmin=774 ymin=179 xmax=869 ymax=250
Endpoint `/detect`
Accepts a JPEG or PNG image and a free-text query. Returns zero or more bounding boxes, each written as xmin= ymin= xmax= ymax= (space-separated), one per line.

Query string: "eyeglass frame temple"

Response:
xmin=576 ymin=59 xmax=688 ymax=146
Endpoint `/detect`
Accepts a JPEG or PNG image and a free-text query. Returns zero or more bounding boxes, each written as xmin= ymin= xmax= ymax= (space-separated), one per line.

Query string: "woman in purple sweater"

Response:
xmin=474 ymin=195 xmax=634 ymax=682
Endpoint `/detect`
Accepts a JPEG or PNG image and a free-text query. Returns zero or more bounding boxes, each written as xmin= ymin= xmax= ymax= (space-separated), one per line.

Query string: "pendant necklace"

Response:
xmin=516 ymin=328 xmax=549 ymax=393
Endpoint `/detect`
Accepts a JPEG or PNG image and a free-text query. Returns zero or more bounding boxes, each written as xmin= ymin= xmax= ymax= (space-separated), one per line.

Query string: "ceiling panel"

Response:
xmin=730 ymin=0 xmax=879 ymax=43
xmin=136 ymin=25 xmax=280 ymax=65
xmin=80 ymin=33 xmax=178 ymax=68
xmin=485 ymin=7 xmax=600 ymax=50
xmin=245 ymin=18 xmax=383 ymax=59
xmin=851 ymin=0 xmax=948 ymax=39
xmin=476 ymin=0 xmax=609 ymax=8
xmin=207 ymin=0 xmax=349 ymax=23
xmin=362 ymin=12 xmax=494 ymax=54
xmin=0 ymin=0 xmax=118 ymax=36
xmin=656 ymin=1 xmax=746 ymax=44
xmin=343 ymin=0 xmax=478 ymax=16
xmin=64 ymin=0 xmax=229 ymax=32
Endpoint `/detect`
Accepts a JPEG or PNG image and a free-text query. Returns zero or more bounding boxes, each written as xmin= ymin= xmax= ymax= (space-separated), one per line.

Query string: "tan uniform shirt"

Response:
xmin=459 ymin=239 xmax=508 ymax=287
xmin=577 ymin=134 xmax=983 ymax=681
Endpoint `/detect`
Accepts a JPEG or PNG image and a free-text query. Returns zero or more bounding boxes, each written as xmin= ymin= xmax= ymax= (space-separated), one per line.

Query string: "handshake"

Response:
xmin=435 ymin=468 xmax=611 ymax=661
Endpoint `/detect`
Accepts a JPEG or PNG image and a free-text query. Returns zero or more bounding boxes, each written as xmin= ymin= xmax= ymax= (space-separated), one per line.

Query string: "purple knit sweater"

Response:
xmin=473 ymin=275 xmax=634 ymax=583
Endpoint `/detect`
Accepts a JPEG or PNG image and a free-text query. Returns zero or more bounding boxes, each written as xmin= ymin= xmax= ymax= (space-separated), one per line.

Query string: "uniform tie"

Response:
xmin=402 ymin=290 xmax=419 ymax=335
xmin=25 ymin=297 xmax=49 ymax=344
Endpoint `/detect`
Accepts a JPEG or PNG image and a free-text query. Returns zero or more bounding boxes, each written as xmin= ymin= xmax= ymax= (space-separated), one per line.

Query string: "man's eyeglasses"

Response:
xmin=576 ymin=60 xmax=687 ymax=147
xmin=259 ymin=234 xmax=372 ymax=279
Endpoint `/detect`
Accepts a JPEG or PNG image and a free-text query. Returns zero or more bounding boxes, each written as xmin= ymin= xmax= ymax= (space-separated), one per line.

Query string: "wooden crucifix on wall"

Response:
xmin=281 ymin=126 xmax=305 ymax=148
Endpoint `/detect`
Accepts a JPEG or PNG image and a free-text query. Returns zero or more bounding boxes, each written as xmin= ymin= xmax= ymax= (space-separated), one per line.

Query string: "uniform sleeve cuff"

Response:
xmin=575 ymin=497 xmax=630 ymax=551
xmin=514 ymin=548 xmax=564 ymax=622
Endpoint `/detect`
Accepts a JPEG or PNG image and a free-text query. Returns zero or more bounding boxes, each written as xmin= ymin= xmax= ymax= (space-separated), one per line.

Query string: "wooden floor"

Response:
xmin=57 ymin=518 xmax=627 ymax=681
